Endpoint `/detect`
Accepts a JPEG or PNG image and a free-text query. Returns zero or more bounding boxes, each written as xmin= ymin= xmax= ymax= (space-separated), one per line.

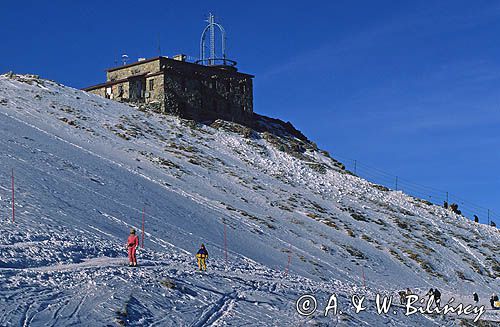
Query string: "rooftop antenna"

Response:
xmin=158 ymin=33 xmax=161 ymax=56
xmin=121 ymin=54 xmax=129 ymax=66
xmin=198 ymin=13 xmax=234 ymax=67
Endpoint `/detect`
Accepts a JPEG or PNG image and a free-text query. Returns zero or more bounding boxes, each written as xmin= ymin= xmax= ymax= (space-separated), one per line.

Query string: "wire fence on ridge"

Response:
xmin=332 ymin=154 xmax=499 ymax=227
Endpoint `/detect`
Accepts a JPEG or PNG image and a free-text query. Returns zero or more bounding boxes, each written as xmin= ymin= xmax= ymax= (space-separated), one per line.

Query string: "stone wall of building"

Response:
xmin=87 ymin=81 xmax=130 ymax=101
xmin=162 ymin=60 xmax=253 ymax=122
xmin=116 ymin=81 xmax=130 ymax=100
xmin=145 ymin=74 xmax=165 ymax=111
xmin=87 ymin=88 xmax=105 ymax=97
xmin=106 ymin=59 xmax=162 ymax=82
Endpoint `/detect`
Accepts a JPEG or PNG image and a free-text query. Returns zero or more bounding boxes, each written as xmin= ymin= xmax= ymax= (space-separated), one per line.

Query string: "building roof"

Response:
xmin=107 ymin=56 xmax=254 ymax=78
xmin=83 ymin=56 xmax=254 ymax=91
xmin=82 ymin=79 xmax=126 ymax=91
xmin=106 ymin=57 xmax=163 ymax=72
xmin=82 ymin=73 xmax=148 ymax=91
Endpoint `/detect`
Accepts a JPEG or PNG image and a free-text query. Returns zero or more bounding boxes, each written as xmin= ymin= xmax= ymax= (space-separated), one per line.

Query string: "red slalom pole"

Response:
xmin=11 ymin=168 xmax=15 ymax=223
xmin=141 ymin=206 xmax=145 ymax=249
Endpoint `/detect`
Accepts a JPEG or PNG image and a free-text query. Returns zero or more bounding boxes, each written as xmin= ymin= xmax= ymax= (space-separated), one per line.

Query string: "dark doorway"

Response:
xmin=129 ymin=76 xmax=146 ymax=102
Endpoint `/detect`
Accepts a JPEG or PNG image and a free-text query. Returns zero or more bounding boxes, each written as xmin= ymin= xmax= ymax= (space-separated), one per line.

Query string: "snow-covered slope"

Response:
xmin=0 ymin=73 xmax=498 ymax=326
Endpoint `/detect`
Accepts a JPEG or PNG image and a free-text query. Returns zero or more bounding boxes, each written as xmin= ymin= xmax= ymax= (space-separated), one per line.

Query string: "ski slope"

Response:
xmin=0 ymin=73 xmax=498 ymax=326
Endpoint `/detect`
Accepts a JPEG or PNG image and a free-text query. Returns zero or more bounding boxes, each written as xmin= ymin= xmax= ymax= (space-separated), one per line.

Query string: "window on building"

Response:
xmin=118 ymin=85 xmax=123 ymax=96
xmin=149 ymin=79 xmax=154 ymax=91
xmin=105 ymin=87 xmax=112 ymax=99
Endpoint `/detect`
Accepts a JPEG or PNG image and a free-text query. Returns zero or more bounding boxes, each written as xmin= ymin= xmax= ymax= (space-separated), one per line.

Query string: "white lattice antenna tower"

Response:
xmin=199 ymin=13 xmax=228 ymax=66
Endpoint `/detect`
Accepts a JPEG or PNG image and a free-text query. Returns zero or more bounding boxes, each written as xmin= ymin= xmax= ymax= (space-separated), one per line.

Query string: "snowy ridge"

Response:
xmin=0 ymin=74 xmax=498 ymax=326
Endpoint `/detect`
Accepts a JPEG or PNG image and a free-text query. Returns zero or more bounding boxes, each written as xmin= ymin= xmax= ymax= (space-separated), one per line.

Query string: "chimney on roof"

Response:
xmin=173 ymin=54 xmax=187 ymax=62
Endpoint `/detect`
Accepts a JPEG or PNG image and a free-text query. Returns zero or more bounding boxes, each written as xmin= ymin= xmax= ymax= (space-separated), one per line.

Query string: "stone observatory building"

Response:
xmin=83 ymin=14 xmax=254 ymax=123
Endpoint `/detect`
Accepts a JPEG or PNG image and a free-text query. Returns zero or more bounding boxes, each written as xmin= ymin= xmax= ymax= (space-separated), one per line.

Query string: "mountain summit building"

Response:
xmin=83 ymin=14 xmax=254 ymax=123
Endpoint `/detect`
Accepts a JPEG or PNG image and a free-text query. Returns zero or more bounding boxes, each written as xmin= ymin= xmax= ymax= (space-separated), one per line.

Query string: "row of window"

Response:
xmin=178 ymin=78 xmax=248 ymax=93
xmin=103 ymin=77 xmax=248 ymax=99
xmin=208 ymin=80 xmax=247 ymax=93
xmin=111 ymin=78 xmax=246 ymax=95
xmin=198 ymin=98 xmax=248 ymax=114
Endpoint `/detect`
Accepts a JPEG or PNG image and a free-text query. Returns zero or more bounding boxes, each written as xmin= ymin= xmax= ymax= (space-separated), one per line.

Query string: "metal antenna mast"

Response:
xmin=199 ymin=13 xmax=232 ymax=66
xmin=209 ymin=13 xmax=216 ymax=65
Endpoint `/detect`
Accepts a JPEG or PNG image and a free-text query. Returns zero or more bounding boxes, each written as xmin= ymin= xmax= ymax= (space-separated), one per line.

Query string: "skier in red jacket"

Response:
xmin=127 ymin=228 xmax=139 ymax=267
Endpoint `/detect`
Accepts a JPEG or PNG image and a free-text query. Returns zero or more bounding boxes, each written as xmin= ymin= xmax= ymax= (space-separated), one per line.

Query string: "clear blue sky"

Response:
xmin=1 ymin=1 xmax=499 ymax=222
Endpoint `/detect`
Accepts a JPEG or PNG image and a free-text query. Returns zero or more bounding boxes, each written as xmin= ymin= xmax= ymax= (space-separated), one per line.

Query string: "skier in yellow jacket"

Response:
xmin=196 ymin=244 xmax=209 ymax=271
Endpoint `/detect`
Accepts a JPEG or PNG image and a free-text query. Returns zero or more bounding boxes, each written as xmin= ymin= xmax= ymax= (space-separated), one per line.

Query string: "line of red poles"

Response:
xmin=6 ymin=169 xmax=297 ymax=276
